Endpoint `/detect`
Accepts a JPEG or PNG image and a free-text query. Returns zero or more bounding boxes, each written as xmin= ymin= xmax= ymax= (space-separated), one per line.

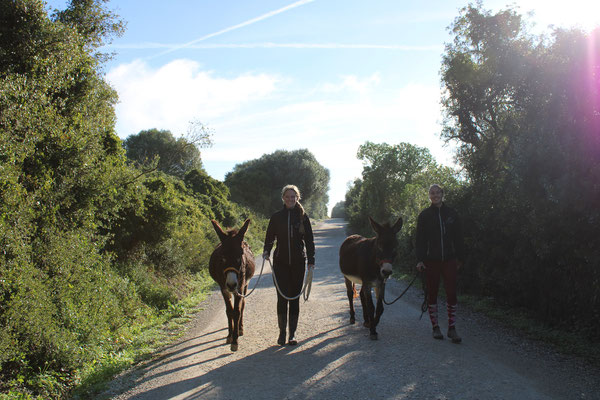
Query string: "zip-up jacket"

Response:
xmin=416 ymin=203 xmax=465 ymax=263
xmin=263 ymin=205 xmax=315 ymax=266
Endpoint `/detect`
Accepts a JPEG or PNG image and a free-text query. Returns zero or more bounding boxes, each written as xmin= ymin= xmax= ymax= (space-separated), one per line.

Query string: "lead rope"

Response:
xmin=382 ymin=273 xmax=419 ymax=305
xmin=381 ymin=270 xmax=428 ymax=319
xmin=267 ymin=258 xmax=314 ymax=302
xmin=235 ymin=257 xmax=267 ymax=298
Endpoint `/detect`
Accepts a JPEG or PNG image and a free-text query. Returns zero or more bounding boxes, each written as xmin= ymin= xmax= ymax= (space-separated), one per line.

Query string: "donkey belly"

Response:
xmin=343 ymin=274 xmax=378 ymax=288
xmin=344 ymin=274 xmax=362 ymax=285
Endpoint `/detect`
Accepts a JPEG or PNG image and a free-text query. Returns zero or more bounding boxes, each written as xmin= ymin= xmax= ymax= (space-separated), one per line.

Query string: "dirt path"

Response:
xmin=103 ymin=219 xmax=599 ymax=400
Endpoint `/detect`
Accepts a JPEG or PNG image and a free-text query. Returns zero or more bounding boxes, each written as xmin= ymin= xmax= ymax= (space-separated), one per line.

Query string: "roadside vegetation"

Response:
xmin=343 ymin=3 xmax=600 ymax=364
xmin=0 ymin=1 xmax=329 ymax=398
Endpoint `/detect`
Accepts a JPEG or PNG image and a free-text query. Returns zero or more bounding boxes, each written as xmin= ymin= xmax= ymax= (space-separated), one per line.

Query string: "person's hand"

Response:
xmin=262 ymin=251 xmax=270 ymax=261
xmin=416 ymin=261 xmax=425 ymax=272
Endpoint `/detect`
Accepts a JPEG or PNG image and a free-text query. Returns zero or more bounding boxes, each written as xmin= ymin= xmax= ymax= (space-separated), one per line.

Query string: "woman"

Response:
xmin=263 ymin=184 xmax=315 ymax=346
xmin=416 ymin=184 xmax=465 ymax=343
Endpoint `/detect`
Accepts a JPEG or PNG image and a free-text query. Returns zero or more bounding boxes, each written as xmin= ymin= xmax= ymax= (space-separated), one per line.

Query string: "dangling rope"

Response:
xmin=382 ymin=273 xmax=419 ymax=305
xmin=235 ymin=257 xmax=267 ymax=298
xmin=267 ymin=259 xmax=314 ymax=302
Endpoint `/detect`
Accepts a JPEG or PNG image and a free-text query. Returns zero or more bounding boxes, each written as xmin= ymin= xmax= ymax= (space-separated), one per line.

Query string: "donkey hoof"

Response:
xmin=230 ymin=343 xmax=238 ymax=352
xmin=370 ymin=333 xmax=378 ymax=340
xmin=349 ymin=317 xmax=355 ymax=325
xmin=239 ymin=329 xmax=244 ymax=336
xmin=226 ymin=336 xmax=233 ymax=344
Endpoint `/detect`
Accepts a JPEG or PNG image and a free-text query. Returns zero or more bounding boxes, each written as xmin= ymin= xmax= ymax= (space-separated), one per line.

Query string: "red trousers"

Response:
xmin=425 ymin=259 xmax=458 ymax=306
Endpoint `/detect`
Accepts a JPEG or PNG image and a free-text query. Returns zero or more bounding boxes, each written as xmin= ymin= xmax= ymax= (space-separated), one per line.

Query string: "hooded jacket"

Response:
xmin=416 ymin=203 xmax=465 ymax=263
xmin=263 ymin=205 xmax=315 ymax=266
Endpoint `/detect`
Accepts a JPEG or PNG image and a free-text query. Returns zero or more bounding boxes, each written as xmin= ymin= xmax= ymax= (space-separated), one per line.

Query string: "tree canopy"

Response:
xmin=441 ymin=4 xmax=600 ymax=337
xmin=123 ymin=125 xmax=211 ymax=179
xmin=224 ymin=149 xmax=330 ymax=218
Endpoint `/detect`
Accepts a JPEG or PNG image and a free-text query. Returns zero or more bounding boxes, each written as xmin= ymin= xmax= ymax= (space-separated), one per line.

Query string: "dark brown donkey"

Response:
xmin=339 ymin=216 xmax=403 ymax=340
xmin=209 ymin=219 xmax=255 ymax=351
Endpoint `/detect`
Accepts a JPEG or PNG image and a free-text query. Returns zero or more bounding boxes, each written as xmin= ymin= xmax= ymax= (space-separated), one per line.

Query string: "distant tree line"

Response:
xmin=344 ymin=5 xmax=600 ymax=341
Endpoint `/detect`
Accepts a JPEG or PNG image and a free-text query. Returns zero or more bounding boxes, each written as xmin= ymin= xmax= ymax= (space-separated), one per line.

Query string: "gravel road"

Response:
xmin=102 ymin=219 xmax=600 ymax=400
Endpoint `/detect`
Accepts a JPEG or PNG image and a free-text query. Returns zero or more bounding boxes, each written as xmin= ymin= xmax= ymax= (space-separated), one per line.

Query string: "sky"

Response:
xmin=47 ymin=0 xmax=600 ymax=214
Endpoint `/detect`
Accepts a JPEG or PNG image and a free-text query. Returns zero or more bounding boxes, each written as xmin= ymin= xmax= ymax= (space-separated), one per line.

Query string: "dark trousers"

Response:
xmin=273 ymin=259 xmax=305 ymax=317
xmin=425 ymin=259 xmax=458 ymax=306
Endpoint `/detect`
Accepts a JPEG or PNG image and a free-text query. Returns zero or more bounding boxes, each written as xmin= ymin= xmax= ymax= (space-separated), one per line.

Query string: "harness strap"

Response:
xmin=223 ymin=267 xmax=240 ymax=274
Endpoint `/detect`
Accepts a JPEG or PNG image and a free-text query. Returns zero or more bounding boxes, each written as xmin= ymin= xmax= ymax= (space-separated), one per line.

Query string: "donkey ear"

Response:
xmin=368 ymin=216 xmax=382 ymax=234
xmin=211 ymin=219 xmax=228 ymax=243
xmin=392 ymin=217 xmax=403 ymax=234
xmin=237 ymin=218 xmax=251 ymax=239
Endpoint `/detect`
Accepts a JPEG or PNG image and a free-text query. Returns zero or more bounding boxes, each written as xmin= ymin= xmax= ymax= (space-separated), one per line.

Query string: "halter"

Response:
xmin=223 ymin=267 xmax=240 ymax=275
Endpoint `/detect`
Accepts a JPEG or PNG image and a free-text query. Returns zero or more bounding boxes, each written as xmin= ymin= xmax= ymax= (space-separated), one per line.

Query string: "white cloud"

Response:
xmin=106 ymin=59 xmax=279 ymax=137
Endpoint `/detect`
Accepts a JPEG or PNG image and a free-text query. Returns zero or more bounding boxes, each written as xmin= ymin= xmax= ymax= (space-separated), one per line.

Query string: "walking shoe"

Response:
xmin=432 ymin=326 xmax=444 ymax=340
xmin=447 ymin=327 xmax=462 ymax=343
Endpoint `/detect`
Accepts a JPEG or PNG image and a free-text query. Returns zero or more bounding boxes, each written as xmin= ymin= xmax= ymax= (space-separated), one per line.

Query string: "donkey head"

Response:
xmin=211 ymin=219 xmax=251 ymax=292
xmin=369 ymin=216 xmax=403 ymax=279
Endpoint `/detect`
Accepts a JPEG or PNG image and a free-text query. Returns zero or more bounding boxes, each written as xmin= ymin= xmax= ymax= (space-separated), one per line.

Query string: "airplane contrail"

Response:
xmin=149 ymin=0 xmax=316 ymax=59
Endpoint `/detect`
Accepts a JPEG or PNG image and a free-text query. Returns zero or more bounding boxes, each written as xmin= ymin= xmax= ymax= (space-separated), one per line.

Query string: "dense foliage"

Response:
xmin=330 ymin=201 xmax=346 ymax=218
xmin=440 ymin=4 xmax=600 ymax=338
xmin=344 ymin=142 xmax=461 ymax=267
xmin=224 ymin=149 xmax=330 ymax=218
xmin=0 ymin=1 xmax=266 ymax=397
xmin=123 ymin=127 xmax=211 ymax=179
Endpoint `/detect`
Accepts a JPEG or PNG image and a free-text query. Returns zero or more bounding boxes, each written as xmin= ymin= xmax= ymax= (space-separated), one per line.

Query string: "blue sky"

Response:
xmin=47 ymin=0 xmax=600 ymax=214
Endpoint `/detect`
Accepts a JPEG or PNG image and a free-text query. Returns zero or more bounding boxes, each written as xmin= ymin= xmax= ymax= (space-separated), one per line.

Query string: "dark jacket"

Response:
xmin=263 ymin=205 xmax=315 ymax=266
xmin=416 ymin=203 xmax=465 ymax=263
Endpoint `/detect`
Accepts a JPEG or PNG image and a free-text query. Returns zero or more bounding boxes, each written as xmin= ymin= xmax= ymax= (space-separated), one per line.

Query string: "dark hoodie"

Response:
xmin=416 ymin=203 xmax=465 ymax=263
xmin=263 ymin=205 xmax=315 ymax=266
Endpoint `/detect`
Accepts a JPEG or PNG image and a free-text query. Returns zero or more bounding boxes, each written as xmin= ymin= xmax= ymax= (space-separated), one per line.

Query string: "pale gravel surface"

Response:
xmin=102 ymin=219 xmax=600 ymax=400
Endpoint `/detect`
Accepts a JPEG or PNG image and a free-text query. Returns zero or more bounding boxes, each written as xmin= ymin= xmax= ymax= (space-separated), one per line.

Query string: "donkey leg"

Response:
xmin=363 ymin=287 xmax=378 ymax=340
xmin=221 ymin=290 xmax=234 ymax=344
xmin=344 ymin=278 xmax=356 ymax=324
xmin=373 ymin=283 xmax=385 ymax=328
xmin=231 ymin=295 xmax=241 ymax=351
xmin=360 ymin=286 xmax=372 ymax=328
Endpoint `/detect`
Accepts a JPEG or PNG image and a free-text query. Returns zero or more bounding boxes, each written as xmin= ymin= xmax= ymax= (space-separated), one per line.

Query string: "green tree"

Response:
xmin=344 ymin=142 xmax=461 ymax=267
xmin=224 ymin=149 xmax=330 ymax=218
xmin=331 ymin=201 xmax=346 ymax=218
xmin=441 ymin=3 xmax=600 ymax=337
xmin=123 ymin=125 xmax=211 ymax=179
xmin=0 ymin=0 xmax=144 ymax=395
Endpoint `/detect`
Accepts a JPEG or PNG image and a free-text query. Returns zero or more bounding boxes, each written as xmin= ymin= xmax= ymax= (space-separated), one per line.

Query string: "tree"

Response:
xmin=331 ymin=201 xmax=346 ymax=218
xmin=0 ymin=0 xmax=141 ymax=393
xmin=344 ymin=142 xmax=461 ymax=268
xmin=224 ymin=149 xmax=330 ymax=218
xmin=441 ymin=3 xmax=600 ymax=337
xmin=123 ymin=125 xmax=211 ymax=179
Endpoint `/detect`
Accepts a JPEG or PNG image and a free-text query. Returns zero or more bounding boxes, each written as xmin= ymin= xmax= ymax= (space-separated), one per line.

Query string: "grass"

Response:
xmin=67 ymin=271 xmax=216 ymax=399
xmin=393 ymin=269 xmax=600 ymax=367
xmin=459 ymin=294 xmax=600 ymax=367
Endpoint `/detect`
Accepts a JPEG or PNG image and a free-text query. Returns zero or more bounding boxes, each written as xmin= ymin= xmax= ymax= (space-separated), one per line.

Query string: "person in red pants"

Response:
xmin=416 ymin=184 xmax=465 ymax=343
